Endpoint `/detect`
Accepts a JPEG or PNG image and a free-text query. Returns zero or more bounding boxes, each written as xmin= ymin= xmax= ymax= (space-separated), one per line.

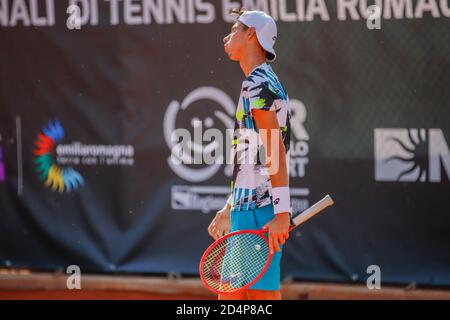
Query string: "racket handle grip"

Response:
xmin=290 ymin=194 xmax=334 ymax=230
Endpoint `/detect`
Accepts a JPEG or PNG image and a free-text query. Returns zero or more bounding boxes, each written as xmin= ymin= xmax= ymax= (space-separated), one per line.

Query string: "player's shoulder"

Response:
xmin=242 ymin=63 xmax=274 ymax=89
xmin=242 ymin=63 xmax=286 ymax=102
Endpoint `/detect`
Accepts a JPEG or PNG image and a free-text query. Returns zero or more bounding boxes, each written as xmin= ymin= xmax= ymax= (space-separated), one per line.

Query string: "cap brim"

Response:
xmin=257 ymin=34 xmax=276 ymax=62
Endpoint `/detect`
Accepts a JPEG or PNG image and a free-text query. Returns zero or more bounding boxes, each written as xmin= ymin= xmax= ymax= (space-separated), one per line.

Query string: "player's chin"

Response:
xmin=226 ymin=52 xmax=239 ymax=61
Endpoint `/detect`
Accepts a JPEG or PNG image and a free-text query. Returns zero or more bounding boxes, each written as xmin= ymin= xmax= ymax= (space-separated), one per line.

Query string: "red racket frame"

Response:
xmin=199 ymin=229 xmax=274 ymax=295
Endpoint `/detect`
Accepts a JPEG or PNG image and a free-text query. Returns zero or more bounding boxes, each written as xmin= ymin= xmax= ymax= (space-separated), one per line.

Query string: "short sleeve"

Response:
xmin=247 ymin=82 xmax=280 ymax=112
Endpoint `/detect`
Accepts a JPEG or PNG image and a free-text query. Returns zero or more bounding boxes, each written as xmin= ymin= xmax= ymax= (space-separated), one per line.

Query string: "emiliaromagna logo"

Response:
xmin=34 ymin=120 xmax=84 ymax=193
xmin=33 ymin=119 xmax=135 ymax=193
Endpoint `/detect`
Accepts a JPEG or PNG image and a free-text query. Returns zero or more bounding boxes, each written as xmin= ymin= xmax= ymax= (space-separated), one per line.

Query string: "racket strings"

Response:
xmin=201 ymin=233 xmax=269 ymax=292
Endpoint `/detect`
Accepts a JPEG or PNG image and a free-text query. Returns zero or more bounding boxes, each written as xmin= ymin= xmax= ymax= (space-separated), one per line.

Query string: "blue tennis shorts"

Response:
xmin=230 ymin=204 xmax=282 ymax=291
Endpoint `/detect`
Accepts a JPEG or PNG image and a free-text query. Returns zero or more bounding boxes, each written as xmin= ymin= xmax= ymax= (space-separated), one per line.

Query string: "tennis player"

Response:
xmin=207 ymin=8 xmax=292 ymax=300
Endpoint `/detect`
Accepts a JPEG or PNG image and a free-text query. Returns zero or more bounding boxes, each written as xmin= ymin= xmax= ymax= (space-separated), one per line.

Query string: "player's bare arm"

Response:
xmin=207 ymin=202 xmax=231 ymax=240
xmin=253 ymin=109 xmax=291 ymax=255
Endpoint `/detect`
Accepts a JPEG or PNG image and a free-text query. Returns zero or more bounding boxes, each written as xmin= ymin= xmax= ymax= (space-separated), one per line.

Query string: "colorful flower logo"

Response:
xmin=33 ymin=120 xmax=84 ymax=193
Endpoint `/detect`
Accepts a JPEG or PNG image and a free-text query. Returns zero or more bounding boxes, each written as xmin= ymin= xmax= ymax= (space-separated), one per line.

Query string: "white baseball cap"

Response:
xmin=237 ymin=10 xmax=278 ymax=62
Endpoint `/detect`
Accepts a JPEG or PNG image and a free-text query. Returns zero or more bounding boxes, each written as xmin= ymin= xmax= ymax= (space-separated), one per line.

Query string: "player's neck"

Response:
xmin=239 ymin=49 xmax=266 ymax=78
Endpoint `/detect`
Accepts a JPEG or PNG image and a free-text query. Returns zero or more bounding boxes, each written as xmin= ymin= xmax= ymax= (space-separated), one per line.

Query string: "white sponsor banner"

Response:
xmin=164 ymin=86 xmax=312 ymax=213
xmin=1 ymin=0 xmax=449 ymax=27
xmin=172 ymin=185 xmax=310 ymax=213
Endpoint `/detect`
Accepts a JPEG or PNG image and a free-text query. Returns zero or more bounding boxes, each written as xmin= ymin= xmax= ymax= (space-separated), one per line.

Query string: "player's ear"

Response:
xmin=247 ymin=27 xmax=257 ymax=40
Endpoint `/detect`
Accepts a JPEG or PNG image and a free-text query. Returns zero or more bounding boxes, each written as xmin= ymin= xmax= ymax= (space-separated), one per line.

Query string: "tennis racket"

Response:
xmin=199 ymin=194 xmax=334 ymax=294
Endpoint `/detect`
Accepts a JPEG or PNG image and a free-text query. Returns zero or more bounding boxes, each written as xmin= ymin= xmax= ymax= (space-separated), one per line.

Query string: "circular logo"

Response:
xmin=163 ymin=87 xmax=235 ymax=182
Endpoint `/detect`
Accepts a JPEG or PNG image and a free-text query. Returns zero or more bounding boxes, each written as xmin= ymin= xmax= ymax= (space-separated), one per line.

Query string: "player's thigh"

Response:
xmin=246 ymin=289 xmax=281 ymax=300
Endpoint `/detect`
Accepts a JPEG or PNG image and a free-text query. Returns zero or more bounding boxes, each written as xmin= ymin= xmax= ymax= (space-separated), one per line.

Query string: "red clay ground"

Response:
xmin=0 ymin=272 xmax=449 ymax=300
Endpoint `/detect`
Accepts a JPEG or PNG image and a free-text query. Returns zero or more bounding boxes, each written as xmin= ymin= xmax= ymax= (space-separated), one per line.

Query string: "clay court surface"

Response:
xmin=0 ymin=271 xmax=449 ymax=300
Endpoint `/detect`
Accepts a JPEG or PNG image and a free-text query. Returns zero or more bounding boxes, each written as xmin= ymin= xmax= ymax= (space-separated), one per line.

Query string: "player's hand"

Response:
xmin=208 ymin=203 xmax=231 ymax=240
xmin=263 ymin=212 xmax=290 ymax=254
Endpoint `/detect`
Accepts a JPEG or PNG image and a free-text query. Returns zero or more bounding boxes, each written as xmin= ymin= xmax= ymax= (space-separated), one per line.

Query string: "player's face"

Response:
xmin=223 ymin=22 xmax=248 ymax=61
